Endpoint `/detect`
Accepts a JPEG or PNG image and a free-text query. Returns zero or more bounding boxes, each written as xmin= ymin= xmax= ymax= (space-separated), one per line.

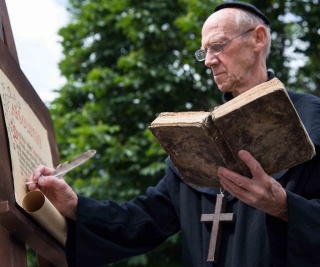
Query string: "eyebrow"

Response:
xmin=203 ymin=32 xmax=227 ymax=48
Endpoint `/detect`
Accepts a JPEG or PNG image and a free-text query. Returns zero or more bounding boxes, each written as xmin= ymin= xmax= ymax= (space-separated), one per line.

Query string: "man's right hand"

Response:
xmin=28 ymin=165 xmax=78 ymax=220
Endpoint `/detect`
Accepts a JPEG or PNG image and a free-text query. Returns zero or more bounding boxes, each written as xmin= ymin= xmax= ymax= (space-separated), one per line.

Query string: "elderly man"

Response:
xmin=29 ymin=2 xmax=320 ymax=267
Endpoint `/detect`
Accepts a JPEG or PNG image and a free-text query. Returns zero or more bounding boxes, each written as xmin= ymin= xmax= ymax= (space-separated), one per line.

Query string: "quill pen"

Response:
xmin=26 ymin=149 xmax=96 ymax=185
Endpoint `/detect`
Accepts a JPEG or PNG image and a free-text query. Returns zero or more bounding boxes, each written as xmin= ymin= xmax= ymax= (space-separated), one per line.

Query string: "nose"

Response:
xmin=204 ymin=53 xmax=219 ymax=68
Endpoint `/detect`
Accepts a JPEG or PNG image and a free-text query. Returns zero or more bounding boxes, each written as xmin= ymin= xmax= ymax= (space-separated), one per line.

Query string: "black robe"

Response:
xmin=65 ymin=87 xmax=320 ymax=267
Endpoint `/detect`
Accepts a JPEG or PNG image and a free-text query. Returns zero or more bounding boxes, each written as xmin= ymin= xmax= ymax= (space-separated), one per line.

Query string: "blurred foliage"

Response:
xmin=30 ymin=0 xmax=320 ymax=266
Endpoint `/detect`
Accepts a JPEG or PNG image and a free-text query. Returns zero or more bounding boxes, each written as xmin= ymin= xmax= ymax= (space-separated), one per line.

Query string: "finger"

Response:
xmin=35 ymin=165 xmax=55 ymax=177
xmin=38 ymin=175 xmax=67 ymax=191
xmin=218 ymin=166 xmax=249 ymax=188
xmin=27 ymin=181 xmax=38 ymax=191
xmin=218 ymin=167 xmax=249 ymax=195
xmin=27 ymin=165 xmax=55 ymax=186
xmin=218 ymin=168 xmax=263 ymax=206
xmin=238 ymin=150 xmax=265 ymax=178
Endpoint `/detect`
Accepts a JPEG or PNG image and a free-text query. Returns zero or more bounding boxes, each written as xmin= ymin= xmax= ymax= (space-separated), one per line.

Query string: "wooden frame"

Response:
xmin=0 ymin=0 xmax=67 ymax=266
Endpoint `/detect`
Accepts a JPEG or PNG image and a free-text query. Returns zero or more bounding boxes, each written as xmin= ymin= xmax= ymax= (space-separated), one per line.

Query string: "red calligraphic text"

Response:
xmin=10 ymin=103 xmax=42 ymax=148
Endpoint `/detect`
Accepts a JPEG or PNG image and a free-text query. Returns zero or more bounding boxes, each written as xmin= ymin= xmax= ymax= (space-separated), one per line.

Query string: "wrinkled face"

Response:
xmin=201 ymin=9 xmax=256 ymax=96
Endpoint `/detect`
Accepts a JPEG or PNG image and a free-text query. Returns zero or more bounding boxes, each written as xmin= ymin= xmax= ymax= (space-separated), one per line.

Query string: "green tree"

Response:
xmin=285 ymin=0 xmax=320 ymax=95
xmin=256 ymin=0 xmax=320 ymax=95
xmin=48 ymin=0 xmax=319 ymax=266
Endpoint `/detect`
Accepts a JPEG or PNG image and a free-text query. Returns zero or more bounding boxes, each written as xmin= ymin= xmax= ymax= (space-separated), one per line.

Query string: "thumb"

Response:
xmin=238 ymin=150 xmax=265 ymax=179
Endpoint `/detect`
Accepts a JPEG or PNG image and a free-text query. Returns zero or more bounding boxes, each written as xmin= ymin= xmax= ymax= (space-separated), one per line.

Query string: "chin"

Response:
xmin=216 ymin=85 xmax=230 ymax=93
xmin=214 ymin=78 xmax=230 ymax=92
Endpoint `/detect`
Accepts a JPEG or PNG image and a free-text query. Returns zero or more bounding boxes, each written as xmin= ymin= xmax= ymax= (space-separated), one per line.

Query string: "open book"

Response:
xmin=149 ymin=78 xmax=316 ymax=188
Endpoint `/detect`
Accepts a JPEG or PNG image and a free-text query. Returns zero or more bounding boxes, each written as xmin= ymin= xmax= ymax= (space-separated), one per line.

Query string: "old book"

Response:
xmin=149 ymin=78 xmax=316 ymax=188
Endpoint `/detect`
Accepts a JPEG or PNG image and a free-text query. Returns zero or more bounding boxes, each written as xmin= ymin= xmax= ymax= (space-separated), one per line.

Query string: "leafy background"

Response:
xmin=27 ymin=0 xmax=320 ymax=266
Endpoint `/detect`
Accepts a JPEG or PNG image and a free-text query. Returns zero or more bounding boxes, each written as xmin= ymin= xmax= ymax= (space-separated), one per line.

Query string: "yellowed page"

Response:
xmin=22 ymin=191 xmax=67 ymax=245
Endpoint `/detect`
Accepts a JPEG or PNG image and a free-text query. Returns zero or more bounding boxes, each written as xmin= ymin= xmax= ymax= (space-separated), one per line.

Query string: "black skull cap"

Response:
xmin=214 ymin=1 xmax=270 ymax=26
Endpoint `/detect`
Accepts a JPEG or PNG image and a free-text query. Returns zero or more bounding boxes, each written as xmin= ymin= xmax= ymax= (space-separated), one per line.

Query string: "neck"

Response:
xmin=231 ymin=67 xmax=268 ymax=97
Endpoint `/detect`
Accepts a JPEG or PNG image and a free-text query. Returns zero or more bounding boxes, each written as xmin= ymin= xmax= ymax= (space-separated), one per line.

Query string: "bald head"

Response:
xmin=200 ymin=7 xmax=271 ymax=96
xmin=203 ymin=8 xmax=271 ymax=58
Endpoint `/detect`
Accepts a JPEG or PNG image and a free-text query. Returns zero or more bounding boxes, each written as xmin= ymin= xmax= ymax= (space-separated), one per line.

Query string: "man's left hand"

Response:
xmin=217 ymin=150 xmax=288 ymax=221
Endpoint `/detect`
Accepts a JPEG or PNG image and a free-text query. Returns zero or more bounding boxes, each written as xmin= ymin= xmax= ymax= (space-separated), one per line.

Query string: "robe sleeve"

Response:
xmin=286 ymin=192 xmax=320 ymax=266
xmin=267 ymin=145 xmax=320 ymax=266
xmin=65 ymin=168 xmax=180 ymax=267
xmin=280 ymin=91 xmax=320 ymax=265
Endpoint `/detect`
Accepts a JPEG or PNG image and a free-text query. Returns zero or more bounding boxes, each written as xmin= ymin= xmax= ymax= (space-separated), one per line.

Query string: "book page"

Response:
xmin=151 ymin=111 xmax=211 ymax=125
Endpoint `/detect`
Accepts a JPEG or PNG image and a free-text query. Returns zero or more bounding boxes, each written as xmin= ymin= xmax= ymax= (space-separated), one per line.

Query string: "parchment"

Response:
xmin=22 ymin=191 xmax=67 ymax=245
xmin=0 ymin=69 xmax=66 ymax=245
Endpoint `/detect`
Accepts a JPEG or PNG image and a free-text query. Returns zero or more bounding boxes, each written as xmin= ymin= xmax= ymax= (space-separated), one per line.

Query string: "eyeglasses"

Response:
xmin=194 ymin=28 xmax=255 ymax=61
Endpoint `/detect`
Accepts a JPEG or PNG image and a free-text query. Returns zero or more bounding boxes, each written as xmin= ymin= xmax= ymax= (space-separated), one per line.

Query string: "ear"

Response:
xmin=253 ymin=25 xmax=268 ymax=53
